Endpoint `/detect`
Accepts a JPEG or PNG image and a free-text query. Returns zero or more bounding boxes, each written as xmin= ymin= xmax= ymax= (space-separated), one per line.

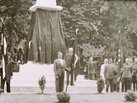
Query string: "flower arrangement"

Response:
xmin=96 ymin=77 xmax=104 ymax=93
xmin=124 ymin=90 xmax=137 ymax=101
xmin=38 ymin=76 xmax=46 ymax=94
xmin=57 ymin=92 xmax=70 ymax=103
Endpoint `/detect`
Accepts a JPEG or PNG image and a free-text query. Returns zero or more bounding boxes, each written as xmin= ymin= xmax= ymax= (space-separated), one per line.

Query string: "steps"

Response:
xmin=10 ymin=61 xmax=98 ymax=93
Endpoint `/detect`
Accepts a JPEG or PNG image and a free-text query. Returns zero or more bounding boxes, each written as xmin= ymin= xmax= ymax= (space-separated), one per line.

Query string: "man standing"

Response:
xmin=1 ymin=52 xmax=14 ymax=93
xmin=121 ymin=58 xmax=132 ymax=92
xmin=54 ymin=52 xmax=66 ymax=92
xmin=104 ymin=58 xmax=117 ymax=92
xmin=100 ymin=58 xmax=108 ymax=81
xmin=132 ymin=58 xmax=137 ymax=91
xmin=87 ymin=57 xmax=97 ymax=80
xmin=65 ymin=48 xmax=78 ymax=86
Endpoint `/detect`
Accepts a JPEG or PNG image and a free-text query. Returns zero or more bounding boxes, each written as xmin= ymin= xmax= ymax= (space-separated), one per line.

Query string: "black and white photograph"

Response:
xmin=0 ymin=0 xmax=137 ymax=103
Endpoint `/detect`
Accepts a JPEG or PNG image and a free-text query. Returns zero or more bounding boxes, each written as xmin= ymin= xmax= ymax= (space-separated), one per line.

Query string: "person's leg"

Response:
xmin=66 ymin=72 xmax=70 ymax=85
xmin=110 ymin=79 xmax=114 ymax=92
xmin=132 ymin=76 xmax=135 ymax=91
xmin=127 ymin=78 xmax=132 ymax=91
xmin=88 ymin=73 xmax=91 ymax=80
xmin=70 ymin=69 xmax=74 ymax=85
xmin=60 ymin=75 xmax=64 ymax=92
xmin=55 ymin=77 xmax=59 ymax=92
xmin=125 ymin=78 xmax=129 ymax=92
xmin=92 ymin=74 xmax=96 ymax=80
xmin=116 ymin=82 xmax=120 ymax=92
xmin=106 ymin=79 xmax=110 ymax=92
xmin=1 ymin=77 xmax=6 ymax=90
xmin=136 ymin=82 xmax=137 ymax=91
xmin=74 ymin=68 xmax=78 ymax=81
xmin=6 ymin=81 xmax=11 ymax=93
xmin=121 ymin=78 xmax=125 ymax=92
xmin=133 ymin=82 xmax=135 ymax=91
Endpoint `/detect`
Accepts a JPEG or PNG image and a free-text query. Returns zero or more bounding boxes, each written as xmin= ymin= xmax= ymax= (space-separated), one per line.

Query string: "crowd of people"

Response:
xmin=54 ymin=48 xmax=78 ymax=92
xmin=0 ymin=47 xmax=24 ymax=93
xmin=54 ymin=48 xmax=137 ymax=93
xmin=1 ymin=46 xmax=136 ymax=94
xmin=88 ymin=57 xmax=137 ymax=93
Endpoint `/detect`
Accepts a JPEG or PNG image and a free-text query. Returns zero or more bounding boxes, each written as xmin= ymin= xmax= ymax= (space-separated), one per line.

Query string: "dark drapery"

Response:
xmin=26 ymin=9 xmax=66 ymax=63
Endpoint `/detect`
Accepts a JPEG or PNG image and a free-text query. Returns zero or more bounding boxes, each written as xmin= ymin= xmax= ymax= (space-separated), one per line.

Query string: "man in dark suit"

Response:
xmin=2 ymin=52 xmax=14 ymax=93
xmin=54 ymin=52 xmax=66 ymax=92
xmin=65 ymin=48 xmax=78 ymax=86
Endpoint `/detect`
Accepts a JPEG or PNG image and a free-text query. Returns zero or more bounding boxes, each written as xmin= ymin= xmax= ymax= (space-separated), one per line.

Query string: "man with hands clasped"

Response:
xmin=54 ymin=52 xmax=66 ymax=92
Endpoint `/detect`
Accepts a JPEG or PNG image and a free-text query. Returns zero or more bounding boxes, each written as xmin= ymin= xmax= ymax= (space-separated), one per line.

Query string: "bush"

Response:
xmin=97 ymin=78 xmax=104 ymax=93
xmin=57 ymin=92 xmax=70 ymax=103
xmin=38 ymin=76 xmax=46 ymax=94
xmin=124 ymin=90 xmax=137 ymax=101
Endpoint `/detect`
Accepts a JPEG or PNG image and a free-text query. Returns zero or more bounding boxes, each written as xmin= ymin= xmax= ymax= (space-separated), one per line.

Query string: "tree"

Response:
xmin=59 ymin=0 xmax=137 ymax=59
xmin=0 ymin=0 xmax=31 ymax=51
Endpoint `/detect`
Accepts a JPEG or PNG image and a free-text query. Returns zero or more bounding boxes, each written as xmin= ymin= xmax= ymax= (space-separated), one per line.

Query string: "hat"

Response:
xmin=30 ymin=0 xmax=63 ymax=12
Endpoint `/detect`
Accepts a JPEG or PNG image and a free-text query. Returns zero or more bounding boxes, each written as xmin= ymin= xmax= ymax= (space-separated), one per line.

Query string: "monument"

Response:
xmin=26 ymin=0 xmax=66 ymax=63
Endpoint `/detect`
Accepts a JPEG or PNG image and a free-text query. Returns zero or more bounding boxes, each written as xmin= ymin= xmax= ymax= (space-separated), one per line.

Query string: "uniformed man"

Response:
xmin=87 ymin=57 xmax=97 ymax=80
xmin=132 ymin=58 xmax=137 ymax=91
xmin=121 ymin=58 xmax=132 ymax=92
xmin=104 ymin=58 xmax=117 ymax=92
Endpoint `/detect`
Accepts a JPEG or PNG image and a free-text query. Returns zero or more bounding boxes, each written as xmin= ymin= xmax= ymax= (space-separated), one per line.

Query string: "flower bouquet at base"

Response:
xmin=38 ymin=76 xmax=46 ymax=94
xmin=96 ymin=76 xmax=104 ymax=93
xmin=124 ymin=90 xmax=137 ymax=102
xmin=56 ymin=92 xmax=70 ymax=103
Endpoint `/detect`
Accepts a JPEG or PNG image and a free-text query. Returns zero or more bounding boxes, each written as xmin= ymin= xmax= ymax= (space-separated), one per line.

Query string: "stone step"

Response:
xmin=10 ymin=86 xmax=99 ymax=94
xmin=10 ymin=62 xmax=100 ymax=94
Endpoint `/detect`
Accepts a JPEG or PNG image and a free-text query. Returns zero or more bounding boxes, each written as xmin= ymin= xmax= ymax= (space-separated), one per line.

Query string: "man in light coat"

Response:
xmin=100 ymin=58 xmax=108 ymax=81
xmin=54 ymin=52 xmax=66 ymax=92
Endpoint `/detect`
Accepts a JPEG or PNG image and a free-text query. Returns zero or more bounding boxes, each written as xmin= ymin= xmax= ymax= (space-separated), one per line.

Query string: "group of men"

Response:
xmin=0 ymin=52 xmax=15 ymax=93
xmin=54 ymin=48 xmax=78 ymax=92
xmin=100 ymin=57 xmax=137 ymax=92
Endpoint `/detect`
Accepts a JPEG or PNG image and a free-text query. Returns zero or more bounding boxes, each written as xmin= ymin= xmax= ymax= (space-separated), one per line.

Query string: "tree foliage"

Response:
xmin=0 ymin=0 xmax=31 ymax=51
xmin=58 ymin=0 xmax=137 ymax=59
xmin=1 ymin=0 xmax=137 ymax=60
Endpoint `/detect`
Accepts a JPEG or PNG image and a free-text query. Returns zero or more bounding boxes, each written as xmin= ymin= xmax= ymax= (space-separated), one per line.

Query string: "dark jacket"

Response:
xmin=87 ymin=61 xmax=97 ymax=74
xmin=5 ymin=58 xmax=14 ymax=82
xmin=65 ymin=53 xmax=73 ymax=68
xmin=104 ymin=63 xmax=117 ymax=80
xmin=121 ymin=63 xmax=132 ymax=78
xmin=132 ymin=63 xmax=137 ymax=76
xmin=54 ymin=59 xmax=66 ymax=77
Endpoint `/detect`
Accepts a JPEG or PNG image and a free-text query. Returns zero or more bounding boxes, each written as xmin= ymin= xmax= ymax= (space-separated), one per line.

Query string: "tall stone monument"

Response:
xmin=27 ymin=0 xmax=66 ymax=63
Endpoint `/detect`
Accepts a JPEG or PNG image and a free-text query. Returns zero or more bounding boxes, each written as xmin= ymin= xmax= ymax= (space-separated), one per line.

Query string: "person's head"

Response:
xmin=104 ymin=58 xmax=108 ymax=64
xmin=57 ymin=52 xmax=62 ymax=59
xmin=125 ymin=58 xmax=129 ymax=64
xmin=134 ymin=58 xmax=137 ymax=63
xmin=109 ymin=58 xmax=113 ymax=64
xmin=89 ymin=57 xmax=93 ymax=62
xmin=129 ymin=57 xmax=133 ymax=63
xmin=68 ymin=48 xmax=73 ymax=54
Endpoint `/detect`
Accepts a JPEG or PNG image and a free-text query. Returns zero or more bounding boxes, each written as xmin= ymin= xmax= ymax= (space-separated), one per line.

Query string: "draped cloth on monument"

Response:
xmin=26 ymin=9 xmax=66 ymax=63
